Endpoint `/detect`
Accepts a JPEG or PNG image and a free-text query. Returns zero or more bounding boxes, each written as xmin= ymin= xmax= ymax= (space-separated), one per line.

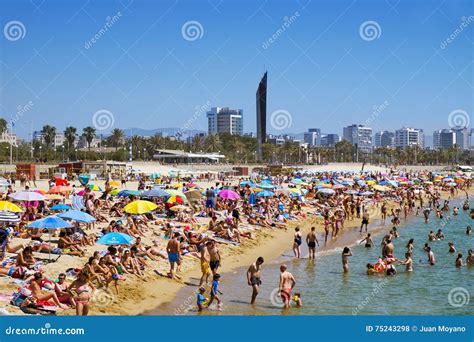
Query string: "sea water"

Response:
xmin=151 ymin=201 xmax=473 ymax=316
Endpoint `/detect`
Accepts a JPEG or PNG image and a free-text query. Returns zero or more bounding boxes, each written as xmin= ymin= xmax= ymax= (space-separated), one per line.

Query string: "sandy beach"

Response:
xmin=0 ymin=165 xmax=471 ymax=316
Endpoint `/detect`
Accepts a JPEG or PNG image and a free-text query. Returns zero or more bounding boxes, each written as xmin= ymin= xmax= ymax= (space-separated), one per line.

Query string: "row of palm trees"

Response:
xmin=0 ymin=123 xmax=471 ymax=165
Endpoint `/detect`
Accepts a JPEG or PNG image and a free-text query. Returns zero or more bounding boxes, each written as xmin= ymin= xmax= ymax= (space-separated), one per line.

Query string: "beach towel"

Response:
xmin=72 ymin=195 xmax=86 ymax=211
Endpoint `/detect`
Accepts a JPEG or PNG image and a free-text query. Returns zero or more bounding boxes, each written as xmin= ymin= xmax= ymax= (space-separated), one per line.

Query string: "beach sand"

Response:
xmin=1 ymin=172 xmax=470 ymax=316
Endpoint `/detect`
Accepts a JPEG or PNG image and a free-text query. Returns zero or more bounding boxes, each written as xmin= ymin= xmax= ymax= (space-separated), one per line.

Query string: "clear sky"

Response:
xmin=1 ymin=0 xmax=473 ymax=138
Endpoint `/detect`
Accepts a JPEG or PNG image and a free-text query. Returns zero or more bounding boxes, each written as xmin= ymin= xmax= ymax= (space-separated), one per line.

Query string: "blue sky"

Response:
xmin=0 ymin=0 xmax=473 ymax=139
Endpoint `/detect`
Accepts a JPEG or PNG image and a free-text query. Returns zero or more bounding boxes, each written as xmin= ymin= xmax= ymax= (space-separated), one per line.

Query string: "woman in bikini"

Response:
xmin=68 ymin=271 xmax=95 ymax=315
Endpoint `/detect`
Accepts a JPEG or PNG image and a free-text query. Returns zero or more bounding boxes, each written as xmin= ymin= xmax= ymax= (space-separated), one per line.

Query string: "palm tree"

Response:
xmin=41 ymin=125 xmax=56 ymax=147
xmin=205 ymin=134 xmax=222 ymax=153
xmin=0 ymin=118 xmax=7 ymax=134
xmin=109 ymin=128 xmax=125 ymax=151
xmin=82 ymin=126 xmax=96 ymax=151
xmin=64 ymin=126 xmax=77 ymax=151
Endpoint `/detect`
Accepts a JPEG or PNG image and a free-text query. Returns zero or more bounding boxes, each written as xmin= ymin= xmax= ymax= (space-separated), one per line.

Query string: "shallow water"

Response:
xmin=151 ymin=201 xmax=473 ymax=316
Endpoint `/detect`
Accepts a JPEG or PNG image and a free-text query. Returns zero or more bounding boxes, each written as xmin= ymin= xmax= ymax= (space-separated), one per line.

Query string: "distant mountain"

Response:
xmin=123 ymin=127 xmax=206 ymax=138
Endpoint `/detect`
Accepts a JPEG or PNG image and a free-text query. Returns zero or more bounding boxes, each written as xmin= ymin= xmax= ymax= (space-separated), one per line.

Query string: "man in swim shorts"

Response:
xmin=166 ymin=232 xmax=181 ymax=279
xmin=208 ymin=240 xmax=221 ymax=275
xmin=278 ymin=264 xmax=296 ymax=309
xmin=306 ymin=227 xmax=320 ymax=260
xmin=199 ymin=241 xmax=212 ymax=286
xmin=247 ymin=256 xmax=264 ymax=304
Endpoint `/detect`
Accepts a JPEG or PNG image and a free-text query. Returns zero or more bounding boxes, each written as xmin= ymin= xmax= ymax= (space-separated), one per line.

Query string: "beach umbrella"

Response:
xmin=10 ymin=191 xmax=45 ymax=202
xmin=0 ymin=177 xmax=9 ymax=187
xmin=291 ymin=179 xmax=304 ymax=185
xmin=360 ymin=191 xmax=374 ymax=196
xmin=34 ymin=189 xmax=46 ymax=195
xmin=372 ymin=185 xmax=387 ymax=192
xmin=239 ymin=180 xmax=254 ymax=187
xmin=184 ymin=189 xmax=202 ymax=202
xmin=142 ymin=188 xmax=169 ymax=198
xmin=166 ymin=195 xmax=187 ymax=204
xmin=332 ymin=184 xmax=346 ymax=190
xmin=28 ymin=217 xmax=72 ymax=260
xmin=0 ymin=201 xmax=23 ymax=213
xmin=50 ymin=204 xmax=71 ymax=211
xmin=78 ymin=175 xmax=90 ymax=186
xmin=58 ymin=210 xmax=96 ymax=223
xmin=45 ymin=194 xmax=63 ymax=200
xmin=173 ymin=183 xmax=184 ymax=189
xmin=218 ymin=189 xmax=240 ymax=200
xmin=89 ymin=184 xmax=102 ymax=191
xmin=109 ymin=180 xmax=120 ymax=187
xmin=256 ymin=183 xmax=275 ymax=190
xmin=256 ymin=190 xmax=275 ymax=197
xmin=97 ymin=232 xmax=134 ymax=245
xmin=318 ymin=188 xmax=335 ymax=195
xmin=48 ymin=186 xmax=72 ymax=194
xmin=118 ymin=190 xmax=141 ymax=197
xmin=166 ymin=189 xmax=186 ymax=197
xmin=169 ymin=204 xmax=190 ymax=212
xmin=123 ymin=200 xmax=158 ymax=214
xmin=0 ymin=211 xmax=20 ymax=223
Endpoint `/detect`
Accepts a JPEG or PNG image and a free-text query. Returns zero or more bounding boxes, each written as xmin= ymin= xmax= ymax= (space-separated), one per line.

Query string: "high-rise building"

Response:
xmin=321 ymin=133 xmax=341 ymax=147
xmin=303 ymin=128 xmax=321 ymax=146
xmin=438 ymin=129 xmax=456 ymax=148
xmin=256 ymin=72 xmax=267 ymax=159
xmin=206 ymin=107 xmax=243 ymax=136
xmin=33 ymin=131 xmax=65 ymax=148
xmin=433 ymin=129 xmax=442 ymax=149
xmin=343 ymin=124 xmax=373 ymax=152
xmin=374 ymin=131 xmax=394 ymax=148
xmin=452 ymin=126 xmax=471 ymax=150
xmin=394 ymin=127 xmax=424 ymax=148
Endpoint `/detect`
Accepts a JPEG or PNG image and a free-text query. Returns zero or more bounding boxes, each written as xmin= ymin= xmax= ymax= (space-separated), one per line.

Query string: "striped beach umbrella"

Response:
xmin=0 ymin=211 xmax=20 ymax=223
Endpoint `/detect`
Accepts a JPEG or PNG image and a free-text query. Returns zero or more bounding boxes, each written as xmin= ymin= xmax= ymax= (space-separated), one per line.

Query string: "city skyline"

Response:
xmin=1 ymin=0 xmax=472 ymax=140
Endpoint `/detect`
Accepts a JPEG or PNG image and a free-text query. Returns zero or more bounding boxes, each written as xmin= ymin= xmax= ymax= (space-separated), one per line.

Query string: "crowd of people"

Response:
xmin=0 ymin=168 xmax=472 ymax=315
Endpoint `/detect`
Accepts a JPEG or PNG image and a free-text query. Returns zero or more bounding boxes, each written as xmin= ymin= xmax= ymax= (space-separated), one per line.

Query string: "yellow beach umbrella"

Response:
xmin=372 ymin=185 xmax=387 ymax=192
xmin=109 ymin=180 xmax=120 ymax=187
xmin=0 ymin=200 xmax=23 ymax=213
xmin=123 ymin=200 xmax=158 ymax=214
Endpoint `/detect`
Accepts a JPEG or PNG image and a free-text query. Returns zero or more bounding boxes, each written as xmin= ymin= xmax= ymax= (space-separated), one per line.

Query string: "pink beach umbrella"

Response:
xmin=218 ymin=189 xmax=240 ymax=200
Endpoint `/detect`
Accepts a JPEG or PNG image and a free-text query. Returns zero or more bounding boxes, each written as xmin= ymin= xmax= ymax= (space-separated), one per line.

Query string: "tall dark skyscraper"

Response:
xmin=256 ymin=71 xmax=267 ymax=160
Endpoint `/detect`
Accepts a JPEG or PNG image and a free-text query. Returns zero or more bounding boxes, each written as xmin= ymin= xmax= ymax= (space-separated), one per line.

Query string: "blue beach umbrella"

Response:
xmin=317 ymin=188 xmax=335 ymax=195
xmin=28 ymin=217 xmax=72 ymax=229
xmin=256 ymin=190 xmax=275 ymax=197
xmin=58 ymin=210 xmax=96 ymax=223
xmin=97 ymin=232 xmax=134 ymax=245
xmin=50 ymin=204 xmax=71 ymax=211
xmin=28 ymin=217 xmax=72 ymax=260
xmin=142 ymin=188 xmax=169 ymax=198
xmin=239 ymin=180 xmax=254 ymax=187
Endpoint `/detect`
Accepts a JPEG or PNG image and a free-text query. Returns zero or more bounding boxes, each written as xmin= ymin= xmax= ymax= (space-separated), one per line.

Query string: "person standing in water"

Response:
xmin=398 ymin=252 xmax=413 ymax=272
xmin=306 ymin=227 xmax=320 ymax=260
xmin=278 ymin=264 xmax=296 ymax=309
xmin=247 ymin=256 xmax=264 ymax=304
xmin=426 ymin=246 xmax=436 ymax=265
xmin=360 ymin=209 xmax=369 ymax=233
xmin=359 ymin=233 xmax=373 ymax=248
xmin=293 ymin=227 xmax=302 ymax=258
xmin=342 ymin=247 xmax=352 ymax=273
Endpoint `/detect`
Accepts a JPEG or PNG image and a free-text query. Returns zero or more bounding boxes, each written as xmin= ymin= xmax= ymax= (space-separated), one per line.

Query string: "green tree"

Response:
xmin=109 ymin=128 xmax=125 ymax=151
xmin=41 ymin=125 xmax=56 ymax=147
xmin=0 ymin=118 xmax=7 ymax=134
xmin=82 ymin=126 xmax=96 ymax=151
xmin=64 ymin=126 xmax=77 ymax=150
